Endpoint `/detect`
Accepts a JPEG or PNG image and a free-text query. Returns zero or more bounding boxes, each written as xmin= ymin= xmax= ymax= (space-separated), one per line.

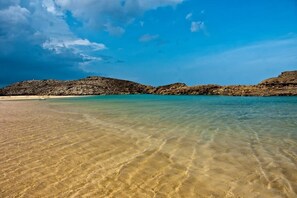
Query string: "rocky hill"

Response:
xmin=0 ymin=71 xmax=296 ymax=96
xmin=151 ymin=71 xmax=297 ymax=96
xmin=0 ymin=76 xmax=152 ymax=96
xmin=259 ymin=71 xmax=297 ymax=86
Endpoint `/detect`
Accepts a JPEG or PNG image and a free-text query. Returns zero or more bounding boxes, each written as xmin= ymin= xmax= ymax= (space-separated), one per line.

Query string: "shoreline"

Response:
xmin=0 ymin=95 xmax=85 ymax=101
xmin=1 ymin=94 xmax=297 ymax=101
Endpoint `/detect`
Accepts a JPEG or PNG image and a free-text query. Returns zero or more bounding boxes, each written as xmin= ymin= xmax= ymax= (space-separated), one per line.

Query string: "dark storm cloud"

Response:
xmin=0 ymin=1 xmax=101 ymax=87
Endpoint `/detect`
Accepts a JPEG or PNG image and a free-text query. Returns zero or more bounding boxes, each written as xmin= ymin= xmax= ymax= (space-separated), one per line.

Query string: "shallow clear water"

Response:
xmin=1 ymin=95 xmax=297 ymax=197
xmin=53 ymin=95 xmax=297 ymax=139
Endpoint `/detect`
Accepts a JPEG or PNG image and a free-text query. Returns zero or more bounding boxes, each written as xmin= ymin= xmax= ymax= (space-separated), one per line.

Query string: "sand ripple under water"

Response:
xmin=0 ymin=96 xmax=297 ymax=197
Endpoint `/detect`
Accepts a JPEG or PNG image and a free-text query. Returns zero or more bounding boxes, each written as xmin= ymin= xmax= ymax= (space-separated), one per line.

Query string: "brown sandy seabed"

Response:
xmin=0 ymin=101 xmax=297 ymax=197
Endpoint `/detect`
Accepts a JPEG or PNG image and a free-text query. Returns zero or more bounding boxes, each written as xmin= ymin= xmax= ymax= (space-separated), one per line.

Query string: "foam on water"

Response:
xmin=0 ymin=95 xmax=297 ymax=197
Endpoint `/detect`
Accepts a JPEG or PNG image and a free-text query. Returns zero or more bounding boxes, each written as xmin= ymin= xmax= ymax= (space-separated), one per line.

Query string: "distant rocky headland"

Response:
xmin=1 ymin=71 xmax=296 ymax=96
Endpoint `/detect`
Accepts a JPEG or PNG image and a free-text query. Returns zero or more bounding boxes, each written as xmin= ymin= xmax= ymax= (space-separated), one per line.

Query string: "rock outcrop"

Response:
xmin=148 ymin=71 xmax=297 ymax=96
xmin=259 ymin=71 xmax=297 ymax=86
xmin=0 ymin=76 xmax=152 ymax=96
xmin=0 ymin=71 xmax=296 ymax=96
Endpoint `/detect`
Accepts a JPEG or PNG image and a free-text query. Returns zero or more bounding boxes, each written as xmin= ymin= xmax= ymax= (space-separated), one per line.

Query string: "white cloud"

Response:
xmin=65 ymin=39 xmax=106 ymax=50
xmin=80 ymin=54 xmax=102 ymax=61
xmin=138 ymin=0 xmax=184 ymax=10
xmin=6 ymin=1 xmax=107 ymax=56
xmin=0 ymin=5 xmax=30 ymax=24
xmin=55 ymin=0 xmax=184 ymax=29
xmin=78 ymin=53 xmax=104 ymax=72
xmin=42 ymin=0 xmax=63 ymax=16
xmin=104 ymin=24 xmax=125 ymax=36
xmin=191 ymin=21 xmax=205 ymax=32
xmin=43 ymin=38 xmax=106 ymax=53
xmin=139 ymin=34 xmax=159 ymax=42
xmin=0 ymin=0 xmax=111 ymax=84
xmin=185 ymin=12 xmax=192 ymax=20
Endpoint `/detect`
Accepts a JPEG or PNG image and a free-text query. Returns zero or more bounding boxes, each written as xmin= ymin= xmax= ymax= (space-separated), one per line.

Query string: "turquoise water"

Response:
xmin=52 ymin=95 xmax=297 ymax=137
xmin=48 ymin=95 xmax=297 ymax=197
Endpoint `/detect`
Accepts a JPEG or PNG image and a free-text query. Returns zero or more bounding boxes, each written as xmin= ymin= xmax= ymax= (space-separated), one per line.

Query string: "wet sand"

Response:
xmin=0 ymin=100 xmax=297 ymax=197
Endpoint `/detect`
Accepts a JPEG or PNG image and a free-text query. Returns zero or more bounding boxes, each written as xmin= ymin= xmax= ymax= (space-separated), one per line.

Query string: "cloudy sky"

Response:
xmin=0 ymin=0 xmax=297 ymax=87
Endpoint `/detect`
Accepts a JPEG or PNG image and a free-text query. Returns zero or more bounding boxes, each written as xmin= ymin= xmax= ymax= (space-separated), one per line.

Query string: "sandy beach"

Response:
xmin=0 ymin=96 xmax=297 ymax=197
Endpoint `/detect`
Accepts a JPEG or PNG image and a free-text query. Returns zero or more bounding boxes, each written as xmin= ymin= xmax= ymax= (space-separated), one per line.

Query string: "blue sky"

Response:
xmin=0 ymin=0 xmax=297 ymax=87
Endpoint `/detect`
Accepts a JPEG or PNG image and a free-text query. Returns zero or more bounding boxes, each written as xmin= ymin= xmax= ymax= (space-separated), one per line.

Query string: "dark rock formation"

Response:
xmin=0 ymin=71 xmax=296 ymax=96
xmin=259 ymin=71 xmax=297 ymax=86
xmin=148 ymin=71 xmax=297 ymax=96
xmin=150 ymin=83 xmax=188 ymax=94
xmin=0 ymin=76 xmax=152 ymax=96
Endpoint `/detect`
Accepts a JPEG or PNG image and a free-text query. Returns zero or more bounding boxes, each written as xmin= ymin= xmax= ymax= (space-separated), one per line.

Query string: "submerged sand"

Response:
xmin=0 ymin=100 xmax=296 ymax=197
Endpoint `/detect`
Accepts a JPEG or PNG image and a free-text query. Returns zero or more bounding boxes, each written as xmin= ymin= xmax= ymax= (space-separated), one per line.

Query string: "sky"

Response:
xmin=0 ymin=0 xmax=297 ymax=87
